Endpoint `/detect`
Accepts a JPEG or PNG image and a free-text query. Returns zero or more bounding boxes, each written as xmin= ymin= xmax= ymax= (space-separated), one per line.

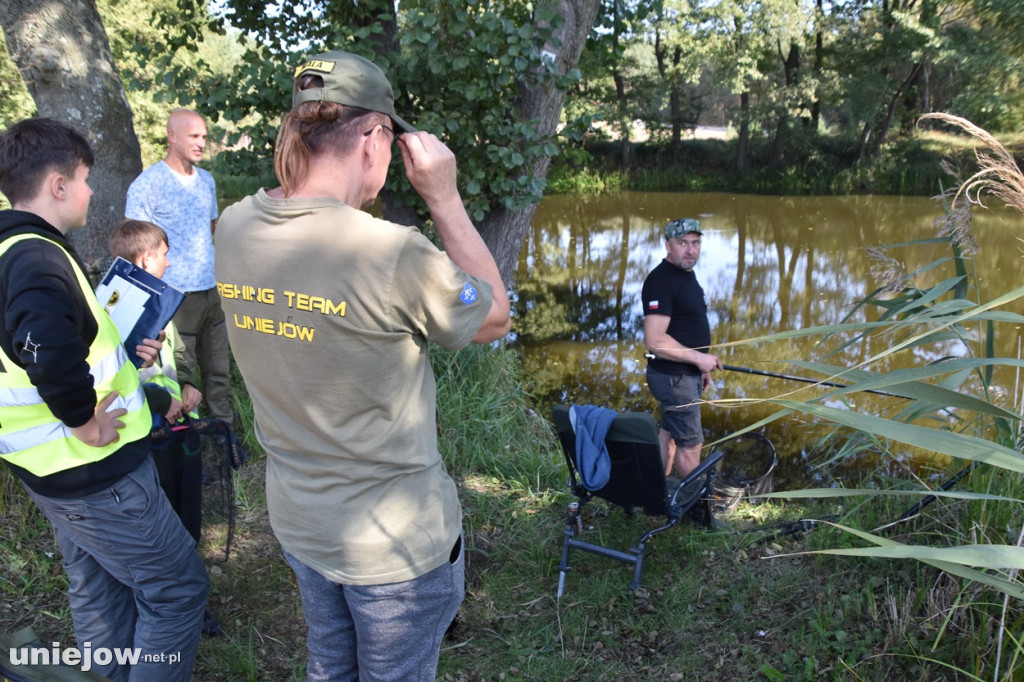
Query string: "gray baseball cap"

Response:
xmin=292 ymin=50 xmax=417 ymax=133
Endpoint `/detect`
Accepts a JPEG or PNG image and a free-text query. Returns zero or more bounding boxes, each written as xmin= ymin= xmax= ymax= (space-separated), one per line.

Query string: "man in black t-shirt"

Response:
xmin=641 ymin=218 xmax=722 ymax=479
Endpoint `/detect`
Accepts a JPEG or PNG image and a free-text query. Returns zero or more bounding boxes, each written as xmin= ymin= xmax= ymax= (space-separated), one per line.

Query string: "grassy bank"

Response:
xmin=2 ymin=344 xmax=1020 ymax=680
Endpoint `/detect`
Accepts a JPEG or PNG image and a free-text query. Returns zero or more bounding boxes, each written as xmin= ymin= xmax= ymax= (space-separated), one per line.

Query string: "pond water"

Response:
xmin=511 ymin=192 xmax=1024 ymax=489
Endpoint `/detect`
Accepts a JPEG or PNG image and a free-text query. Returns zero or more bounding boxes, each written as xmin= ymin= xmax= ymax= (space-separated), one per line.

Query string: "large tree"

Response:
xmin=0 ymin=0 xmax=142 ymax=277
xmin=211 ymin=0 xmax=601 ymax=284
xmin=476 ymin=0 xmax=601 ymax=281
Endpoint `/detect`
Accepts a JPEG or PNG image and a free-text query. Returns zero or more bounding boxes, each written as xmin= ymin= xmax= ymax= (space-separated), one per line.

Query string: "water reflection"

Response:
xmin=513 ymin=192 xmax=1024 ymax=489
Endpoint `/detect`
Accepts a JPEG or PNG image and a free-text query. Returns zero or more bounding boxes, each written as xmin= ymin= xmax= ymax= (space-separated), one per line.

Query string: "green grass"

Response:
xmin=2 ymin=344 xmax=1022 ymax=680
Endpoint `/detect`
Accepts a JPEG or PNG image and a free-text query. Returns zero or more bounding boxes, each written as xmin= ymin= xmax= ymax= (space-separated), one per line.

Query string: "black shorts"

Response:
xmin=646 ymin=367 xmax=704 ymax=447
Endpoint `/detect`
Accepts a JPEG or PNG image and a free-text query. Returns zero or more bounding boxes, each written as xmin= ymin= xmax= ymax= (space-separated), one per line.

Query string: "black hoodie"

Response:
xmin=0 ymin=209 xmax=149 ymax=497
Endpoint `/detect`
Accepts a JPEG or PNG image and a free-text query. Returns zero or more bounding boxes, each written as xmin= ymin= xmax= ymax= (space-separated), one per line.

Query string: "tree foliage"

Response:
xmin=101 ymin=0 xmax=249 ymax=165
xmin=202 ymin=0 xmax=599 ymax=282
xmin=1 ymin=0 xmax=599 ymax=282
xmin=209 ymin=0 xmax=581 ymax=218
xmin=568 ymin=0 xmax=1024 ymax=171
xmin=5 ymin=0 xmax=1022 ymax=268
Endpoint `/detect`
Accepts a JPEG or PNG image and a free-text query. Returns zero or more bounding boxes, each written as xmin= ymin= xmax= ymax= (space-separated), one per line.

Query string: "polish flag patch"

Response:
xmin=648 ymin=300 xmax=659 ymax=310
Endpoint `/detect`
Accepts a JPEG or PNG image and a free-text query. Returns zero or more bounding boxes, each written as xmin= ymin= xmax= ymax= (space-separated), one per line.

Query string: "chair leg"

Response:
xmin=628 ymin=543 xmax=647 ymax=592
xmin=557 ymin=530 xmax=573 ymax=599
xmin=556 ymin=503 xmax=582 ymax=598
xmin=700 ymin=495 xmax=714 ymax=527
xmin=557 ymin=499 xmax=691 ymax=595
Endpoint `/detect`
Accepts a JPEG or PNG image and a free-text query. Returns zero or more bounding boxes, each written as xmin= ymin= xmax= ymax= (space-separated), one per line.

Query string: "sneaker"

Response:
xmin=202 ymin=609 xmax=223 ymax=637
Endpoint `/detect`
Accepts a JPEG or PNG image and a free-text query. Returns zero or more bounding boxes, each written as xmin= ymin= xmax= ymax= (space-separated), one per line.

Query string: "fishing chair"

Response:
xmin=552 ymin=404 xmax=724 ymax=597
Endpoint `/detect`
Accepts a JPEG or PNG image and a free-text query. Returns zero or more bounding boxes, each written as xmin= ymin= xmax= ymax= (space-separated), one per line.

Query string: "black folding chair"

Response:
xmin=552 ymin=404 xmax=724 ymax=597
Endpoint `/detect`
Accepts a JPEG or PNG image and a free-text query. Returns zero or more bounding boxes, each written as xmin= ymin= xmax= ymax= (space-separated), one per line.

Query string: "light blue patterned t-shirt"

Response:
xmin=125 ymin=160 xmax=218 ymax=292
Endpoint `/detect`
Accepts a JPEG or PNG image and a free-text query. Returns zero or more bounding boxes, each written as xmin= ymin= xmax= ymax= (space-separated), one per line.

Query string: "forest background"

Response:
xmin=4 ymin=1 xmax=1024 ymax=680
xmin=2 ymin=0 xmax=1023 ymax=279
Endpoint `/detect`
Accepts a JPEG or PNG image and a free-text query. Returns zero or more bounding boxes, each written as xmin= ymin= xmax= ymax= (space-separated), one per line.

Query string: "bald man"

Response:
xmin=126 ymin=110 xmax=234 ymax=427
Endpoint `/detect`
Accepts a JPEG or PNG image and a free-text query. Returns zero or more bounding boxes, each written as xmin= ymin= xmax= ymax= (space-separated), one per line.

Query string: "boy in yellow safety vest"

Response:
xmin=109 ymin=219 xmax=202 ymax=530
xmin=0 ymin=118 xmax=209 ymax=680
xmin=109 ymin=218 xmax=222 ymax=637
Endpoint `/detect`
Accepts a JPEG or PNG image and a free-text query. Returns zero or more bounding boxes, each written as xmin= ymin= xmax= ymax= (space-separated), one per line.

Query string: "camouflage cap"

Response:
xmin=665 ymin=217 xmax=702 ymax=239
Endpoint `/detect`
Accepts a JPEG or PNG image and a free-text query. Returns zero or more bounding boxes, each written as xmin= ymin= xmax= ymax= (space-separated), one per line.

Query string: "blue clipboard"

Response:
xmin=95 ymin=257 xmax=186 ymax=367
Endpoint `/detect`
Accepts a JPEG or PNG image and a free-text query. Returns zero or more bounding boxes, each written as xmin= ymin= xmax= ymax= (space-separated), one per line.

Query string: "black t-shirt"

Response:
xmin=641 ymin=259 xmax=711 ymax=376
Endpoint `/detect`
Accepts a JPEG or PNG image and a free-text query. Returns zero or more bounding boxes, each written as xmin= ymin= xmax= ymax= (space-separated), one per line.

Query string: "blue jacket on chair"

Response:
xmin=569 ymin=404 xmax=618 ymax=490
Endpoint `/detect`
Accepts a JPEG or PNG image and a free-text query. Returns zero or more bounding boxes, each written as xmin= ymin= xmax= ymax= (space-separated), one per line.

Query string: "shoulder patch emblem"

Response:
xmin=459 ymin=283 xmax=478 ymax=305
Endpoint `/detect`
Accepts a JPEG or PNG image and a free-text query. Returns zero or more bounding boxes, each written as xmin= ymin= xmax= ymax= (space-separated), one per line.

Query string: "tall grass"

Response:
xmin=721 ymin=115 xmax=1024 ymax=679
xmin=432 ymin=343 xmax=563 ymax=490
xmin=4 ymin=332 xmax=1020 ymax=678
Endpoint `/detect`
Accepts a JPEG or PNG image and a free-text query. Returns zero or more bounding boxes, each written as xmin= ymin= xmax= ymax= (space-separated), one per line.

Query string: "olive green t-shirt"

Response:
xmin=215 ymin=189 xmax=492 ymax=584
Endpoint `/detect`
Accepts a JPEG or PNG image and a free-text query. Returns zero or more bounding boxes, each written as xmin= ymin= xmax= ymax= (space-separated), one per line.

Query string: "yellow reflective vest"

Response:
xmin=137 ymin=322 xmax=198 ymax=421
xmin=0 ymin=234 xmax=150 ymax=477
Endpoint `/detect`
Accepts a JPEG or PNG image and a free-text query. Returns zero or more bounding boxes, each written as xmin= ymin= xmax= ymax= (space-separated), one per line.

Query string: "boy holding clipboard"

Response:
xmin=0 ymin=118 xmax=208 ymax=680
xmin=109 ymin=219 xmax=202 ymax=429
xmin=109 ymin=218 xmax=223 ymax=637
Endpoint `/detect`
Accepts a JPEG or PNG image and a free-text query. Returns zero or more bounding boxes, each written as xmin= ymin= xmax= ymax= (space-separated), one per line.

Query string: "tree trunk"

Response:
xmin=770 ymin=118 xmax=786 ymax=167
xmin=477 ymin=0 xmax=601 ymax=285
xmin=771 ymin=41 xmax=800 ymax=166
xmin=811 ymin=0 xmax=824 ymax=131
xmin=921 ymin=61 xmax=930 ymax=113
xmin=735 ymin=92 xmax=750 ymax=172
xmin=856 ymin=120 xmax=872 ymax=163
xmin=868 ymin=60 xmax=924 ymax=159
xmin=614 ymin=71 xmax=631 ymax=169
xmin=669 ymin=82 xmax=682 ymax=148
xmin=611 ymin=0 xmax=629 ymax=169
xmin=0 ymin=0 xmax=142 ymax=280
xmin=654 ymin=30 xmax=682 ymax=151
xmin=669 ymin=45 xmax=683 ymax=149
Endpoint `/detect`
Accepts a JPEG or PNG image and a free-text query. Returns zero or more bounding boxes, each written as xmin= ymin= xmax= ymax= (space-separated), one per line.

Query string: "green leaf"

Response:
xmin=798 ymin=523 xmax=1024 ymax=601
xmin=769 ymin=400 xmax=1024 ymax=473
xmin=786 ymin=358 xmax=1024 ymax=421
xmin=763 ymin=488 xmax=1017 ymax=503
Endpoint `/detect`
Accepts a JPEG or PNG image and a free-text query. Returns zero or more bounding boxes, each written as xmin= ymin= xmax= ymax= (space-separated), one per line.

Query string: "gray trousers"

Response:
xmin=25 ymin=456 xmax=209 ymax=681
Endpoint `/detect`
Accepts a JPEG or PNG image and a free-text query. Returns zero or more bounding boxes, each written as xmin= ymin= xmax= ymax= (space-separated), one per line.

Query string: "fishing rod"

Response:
xmin=747 ymin=514 xmax=842 ymax=546
xmin=891 ymin=460 xmax=981 ymax=525
xmin=721 ymin=364 xmax=909 ymax=399
xmin=745 ymin=461 xmax=982 ymax=546
xmin=643 ymin=359 xmax=971 ymax=539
